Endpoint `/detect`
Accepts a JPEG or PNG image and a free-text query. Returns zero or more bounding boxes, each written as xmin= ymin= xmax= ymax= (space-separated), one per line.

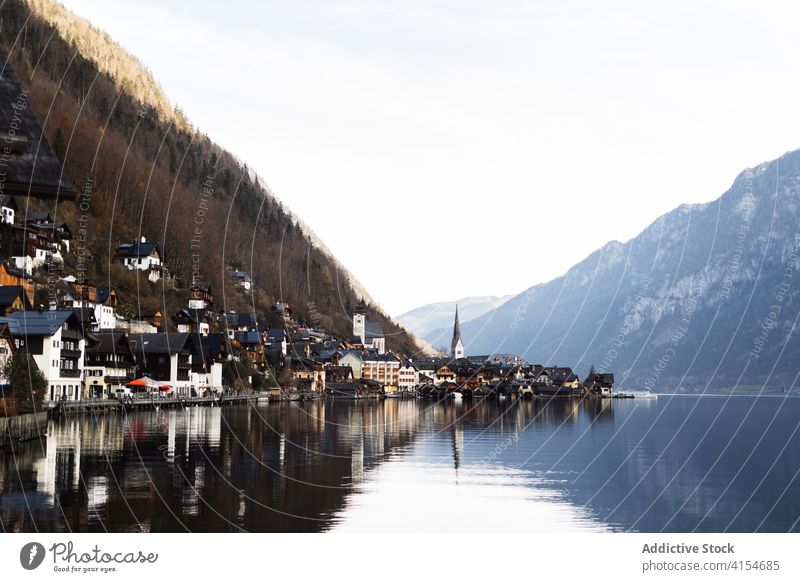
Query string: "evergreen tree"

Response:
xmin=5 ymin=351 xmax=47 ymax=413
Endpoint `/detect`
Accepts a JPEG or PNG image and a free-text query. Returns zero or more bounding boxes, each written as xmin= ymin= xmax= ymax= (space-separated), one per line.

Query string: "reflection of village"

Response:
xmin=0 ymin=397 xmax=616 ymax=532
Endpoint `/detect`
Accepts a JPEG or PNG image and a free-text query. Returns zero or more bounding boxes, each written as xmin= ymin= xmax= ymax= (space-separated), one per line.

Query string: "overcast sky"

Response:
xmin=61 ymin=0 xmax=800 ymax=315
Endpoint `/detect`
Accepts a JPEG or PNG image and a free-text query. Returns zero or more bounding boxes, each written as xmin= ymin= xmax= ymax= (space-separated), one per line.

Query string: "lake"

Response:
xmin=1 ymin=395 xmax=799 ymax=532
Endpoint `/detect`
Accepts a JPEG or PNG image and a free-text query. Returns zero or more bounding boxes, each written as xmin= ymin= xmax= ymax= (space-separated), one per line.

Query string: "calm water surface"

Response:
xmin=2 ymin=395 xmax=800 ymax=532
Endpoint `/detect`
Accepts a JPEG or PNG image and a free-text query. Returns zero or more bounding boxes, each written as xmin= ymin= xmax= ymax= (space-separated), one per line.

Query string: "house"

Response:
xmin=291 ymin=356 xmax=326 ymax=391
xmin=324 ymin=365 xmax=353 ymax=383
xmin=398 ymin=362 xmax=418 ymax=392
xmin=0 ymin=262 xmax=34 ymax=299
xmin=56 ymin=278 xmax=118 ymax=330
xmin=139 ymin=310 xmax=163 ymax=330
xmin=220 ymin=311 xmax=258 ymax=338
xmin=25 ymin=215 xmax=73 ymax=252
xmin=188 ymin=283 xmax=213 ymax=310
xmin=338 ymin=350 xmax=364 ymax=379
xmin=0 ymin=47 xmax=77 ymax=200
xmin=231 ymin=269 xmax=252 ymax=291
xmin=0 ymin=310 xmax=86 ymax=402
xmin=0 ymin=285 xmax=32 ymax=315
xmin=173 ymin=308 xmax=210 ymax=335
xmin=189 ymin=332 xmax=225 ymax=395
xmin=94 ymin=286 xmax=120 ymax=329
xmin=535 ymin=366 xmax=580 ymax=396
xmin=114 ymin=237 xmax=163 ymax=282
xmin=361 ymin=351 xmax=400 ymax=392
xmin=583 ymin=366 xmax=614 ymax=396
xmin=130 ymin=333 xmax=193 ymax=396
xmin=83 ymin=330 xmax=136 ymax=399
xmin=11 ymin=220 xmax=68 ymax=274
xmin=0 ymin=194 xmax=17 ymax=225
xmin=232 ymin=331 xmax=264 ymax=368
xmin=265 ymin=327 xmax=288 ymax=356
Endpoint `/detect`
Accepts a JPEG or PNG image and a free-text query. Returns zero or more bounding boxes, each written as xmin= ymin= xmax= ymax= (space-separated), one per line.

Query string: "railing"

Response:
xmin=60 ymin=349 xmax=82 ymax=358
xmin=59 ymin=368 xmax=81 ymax=378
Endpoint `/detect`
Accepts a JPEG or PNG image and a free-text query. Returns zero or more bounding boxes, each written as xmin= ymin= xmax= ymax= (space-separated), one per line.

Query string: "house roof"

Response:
xmin=115 ymin=241 xmax=160 ymax=259
xmin=233 ymin=331 xmax=261 ymax=346
xmin=0 ymin=194 xmax=17 ymax=210
xmin=365 ymin=321 xmax=384 ymax=339
xmin=174 ymin=308 xmax=209 ymax=324
xmin=1 ymin=309 xmax=80 ymax=336
xmin=220 ymin=311 xmax=257 ymax=329
xmin=0 ymin=285 xmax=29 ymax=308
xmin=0 ymin=49 xmax=77 ymax=199
xmin=540 ymin=366 xmax=579 ymax=384
xmin=95 ymin=286 xmax=116 ymax=304
xmin=25 ymin=211 xmax=52 ymax=223
xmin=130 ymin=332 xmax=191 ymax=355
xmin=267 ymin=328 xmax=288 ymax=341
xmin=190 ymin=332 xmax=224 ymax=362
xmin=85 ymin=330 xmax=132 ymax=356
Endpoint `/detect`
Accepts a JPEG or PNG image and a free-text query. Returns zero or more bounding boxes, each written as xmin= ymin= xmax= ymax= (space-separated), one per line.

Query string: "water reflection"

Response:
xmin=1 ymin=396 xmax=798 ymax=532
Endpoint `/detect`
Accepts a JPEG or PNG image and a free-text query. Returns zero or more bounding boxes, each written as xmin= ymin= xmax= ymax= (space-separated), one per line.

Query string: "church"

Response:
xmin=351 ymin=300 xmax=386 ymax=354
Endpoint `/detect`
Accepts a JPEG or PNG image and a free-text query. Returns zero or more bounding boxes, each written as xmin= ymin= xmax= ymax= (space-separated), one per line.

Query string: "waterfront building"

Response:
xmin=1 ymin=309 xmax=86 ymax=402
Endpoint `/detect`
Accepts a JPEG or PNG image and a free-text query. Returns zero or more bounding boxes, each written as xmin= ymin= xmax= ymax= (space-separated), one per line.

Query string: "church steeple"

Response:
xmin=451 ymin=305 xmax=464 ymax=359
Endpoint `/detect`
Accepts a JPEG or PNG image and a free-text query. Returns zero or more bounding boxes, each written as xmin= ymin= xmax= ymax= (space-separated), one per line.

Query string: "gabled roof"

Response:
xmin=0 ymin=194 xmax=17 ymax=210
xmin=0 ymin=285 xmax=31 ymax=309
xmin=539 ymin=366 xmax=579 ymax=384
xmin=0 ymin=49 xmax=77 ymax=199
xmin=25 ymin=211 xmax=52 ymax=223
xmin=130 ymin=332 xmax=191 ymax=355
xmin=220 ymin=311 xmax=257 ymax=329
xmin=267 ymin=328 xmax=288 ymax=341
xmin=115 ymin=241 xmax=160 ymax=259
xmin=1 ymin=309 xmax=80 ymax=336
xmin=174 ymin=308 xmax=209 ymax=324
xmin=85 ymin=330 xmax=132 ymax=356
xmin=95 ymin=286 xmax=117 ymax=304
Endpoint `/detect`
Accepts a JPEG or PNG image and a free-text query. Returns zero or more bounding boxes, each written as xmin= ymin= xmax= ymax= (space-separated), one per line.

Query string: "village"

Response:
xmin=0 ymin=217 xmax=616 ymax=412
xmin=0 ymin=41 xmax=614 ymax=419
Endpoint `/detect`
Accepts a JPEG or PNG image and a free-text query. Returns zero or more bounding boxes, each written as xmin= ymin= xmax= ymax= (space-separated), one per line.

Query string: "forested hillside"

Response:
xmin=0 ymin=0 xmax=420 ymax=354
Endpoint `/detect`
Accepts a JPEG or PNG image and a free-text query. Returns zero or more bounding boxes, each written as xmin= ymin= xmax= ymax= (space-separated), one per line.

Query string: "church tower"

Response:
xmin=353 ymin=300 xmax=366 ymax=344
xmin=450 ymin=305 xmax=465 ymax=359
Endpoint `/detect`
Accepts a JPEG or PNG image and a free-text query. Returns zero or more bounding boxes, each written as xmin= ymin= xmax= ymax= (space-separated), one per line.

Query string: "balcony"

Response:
xmin=59 ymin=368 xmax=81 ymax=378
xmin=60 ymin=349 xmax=82 ymax=359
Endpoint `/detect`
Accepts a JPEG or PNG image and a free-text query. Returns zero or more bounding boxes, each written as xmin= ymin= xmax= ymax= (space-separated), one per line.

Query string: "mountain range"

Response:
xmin=427 ymin=148 xmax=800 ymax=392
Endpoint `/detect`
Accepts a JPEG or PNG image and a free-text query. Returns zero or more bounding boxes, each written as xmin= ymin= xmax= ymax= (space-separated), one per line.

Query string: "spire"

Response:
xmin=450 ymin=305 xmax=463 ymax=358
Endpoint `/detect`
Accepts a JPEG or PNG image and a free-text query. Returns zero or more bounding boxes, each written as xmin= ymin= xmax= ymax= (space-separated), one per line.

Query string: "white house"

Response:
xmin=1 ymin=310 xmax=86 ymax=402
xmin=398 ymin=363 xmax=419 ymax=392
xmin=114 ymin=237 xmax=163 ymax=283
xmin=0 ymin=194 xmax=16 ymax=225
